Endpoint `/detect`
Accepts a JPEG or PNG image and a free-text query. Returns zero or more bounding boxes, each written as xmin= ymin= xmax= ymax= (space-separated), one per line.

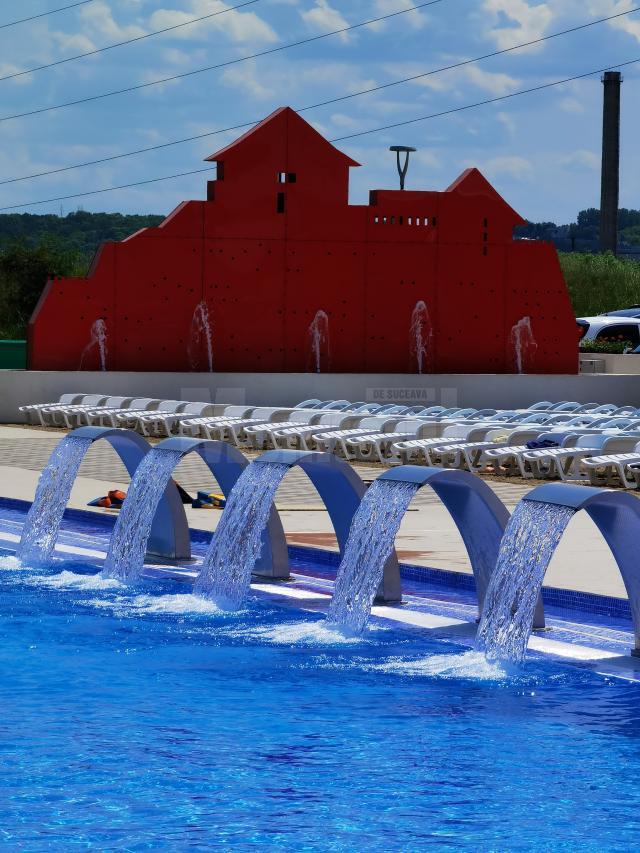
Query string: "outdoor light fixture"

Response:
xmin=389 ymin=145 xmax=416 ymax=190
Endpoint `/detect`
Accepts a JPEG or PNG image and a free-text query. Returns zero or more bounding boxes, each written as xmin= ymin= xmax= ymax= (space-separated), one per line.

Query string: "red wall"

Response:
xmin=29 ymin=107 xmax=577 ymax=374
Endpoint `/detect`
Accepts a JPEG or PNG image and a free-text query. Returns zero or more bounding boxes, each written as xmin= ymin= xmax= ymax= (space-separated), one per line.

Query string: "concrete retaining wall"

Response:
xmin=2 ymin=370 xmax=640 ymax=424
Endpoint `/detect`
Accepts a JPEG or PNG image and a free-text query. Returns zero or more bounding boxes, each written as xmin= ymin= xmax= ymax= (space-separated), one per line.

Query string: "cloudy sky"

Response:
xmin=0 ymin=0 xmax=639 ymax=222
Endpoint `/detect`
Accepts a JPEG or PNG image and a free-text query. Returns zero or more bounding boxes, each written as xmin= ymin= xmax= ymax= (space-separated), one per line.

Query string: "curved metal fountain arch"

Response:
xmin=372 ymin=465 xmax=525 ymax=620
xmin=517 ymin=484 xmax=640 ymax=654
xmin=17 ymin=426 xmax=189 ymax=563
xmin=146 ymin=437 xmax=289 ymax=577
xmin=249 ymin=449 xmax=402 ymax=601
xmin=72 ymin=427 xmax=190 ymax=560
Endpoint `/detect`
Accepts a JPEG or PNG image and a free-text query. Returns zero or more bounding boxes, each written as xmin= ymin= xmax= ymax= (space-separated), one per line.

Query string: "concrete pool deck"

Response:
xmin=0 ymin=423 xmax=634 ymax=602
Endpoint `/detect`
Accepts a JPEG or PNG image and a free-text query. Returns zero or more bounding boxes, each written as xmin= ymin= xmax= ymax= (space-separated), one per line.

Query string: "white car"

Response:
xmin=577 ymin=315 xmax=640 ymax=348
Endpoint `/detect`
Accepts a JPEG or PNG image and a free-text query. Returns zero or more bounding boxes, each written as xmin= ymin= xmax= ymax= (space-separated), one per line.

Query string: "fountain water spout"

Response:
xmin=477 ymin=483 xmax=640 ymax=662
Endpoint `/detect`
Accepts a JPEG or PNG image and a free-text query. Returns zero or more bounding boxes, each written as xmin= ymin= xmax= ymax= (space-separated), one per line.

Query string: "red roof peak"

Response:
xmin=445 ymin=167 xmax=525 ymax=224
xmin=205 ymin=106 xmax=360 ymax=167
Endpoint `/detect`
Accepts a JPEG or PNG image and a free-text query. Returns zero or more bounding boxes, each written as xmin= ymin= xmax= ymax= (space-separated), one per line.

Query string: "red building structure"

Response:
xmin=29 ymin=107 xmax=577 ymax=374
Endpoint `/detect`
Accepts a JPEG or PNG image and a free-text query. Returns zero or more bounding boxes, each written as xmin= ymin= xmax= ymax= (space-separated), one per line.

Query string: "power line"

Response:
xmin=0 ymin=0 xmax=263 ymax=84
xmin=0 ymin=0 xmax=444 ymax=125
xmin=1 ymin=5 xmax=637 ymax=188
xmin=0 ymin=169 xmax=215 ymax=211
xmin=0 ymin=1 xmax=96 ymax=30
xmin=329 ymin=57 xmax=640 ymax=142
xmin=2 ymin=55 xmax=638 ymax=212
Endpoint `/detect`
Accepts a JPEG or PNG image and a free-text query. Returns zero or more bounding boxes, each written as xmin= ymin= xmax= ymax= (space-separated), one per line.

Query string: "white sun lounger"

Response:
xmin=35 ymin=394 xmax=113 ymax=427
xmin=271 ymin=412 xmax=383 ymax=451
xmin=243 ymin=410 xmax=327 ymax=449
xmin=582 ymin=445 xmax=640 ymax=488
xmin=313 ymin=416 xmax=409 ymax=457
xmin=482 ymin=431 xmax=585 ymax=478
xmin=115 ymin=400 xmax=189 ymax=432
xmin=424 ymin=428 xmax=550 ymax=473
xmin=390 ymin=423 xmax=501 ymax=465
xmin=522 ymin=433 xmax=640 ymax=481
xmin=344 ymin=419 xmax=457 ymax=465
xmin=19 ymin=393 xmax=91 ymax=424
xmin=81 ymin=398 xmax=162 ymax=427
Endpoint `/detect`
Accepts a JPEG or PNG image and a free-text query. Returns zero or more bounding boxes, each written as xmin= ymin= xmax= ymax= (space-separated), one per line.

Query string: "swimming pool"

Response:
xmin=1 ymin=502 xmax=640 ymax=849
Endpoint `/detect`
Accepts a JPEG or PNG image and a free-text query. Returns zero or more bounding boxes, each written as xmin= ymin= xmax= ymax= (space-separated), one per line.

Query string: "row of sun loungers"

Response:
xmin=18 ymin=395 xmax=640 ymax=488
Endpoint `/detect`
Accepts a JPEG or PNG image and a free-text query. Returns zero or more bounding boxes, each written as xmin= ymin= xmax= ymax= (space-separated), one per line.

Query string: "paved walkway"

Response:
xmin=0 ymin=425 xmax=629 ymax=599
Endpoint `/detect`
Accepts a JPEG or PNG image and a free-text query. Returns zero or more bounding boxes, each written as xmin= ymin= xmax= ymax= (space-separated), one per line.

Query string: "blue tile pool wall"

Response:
xmin=0 ymin=496 xmax=633 ymax=624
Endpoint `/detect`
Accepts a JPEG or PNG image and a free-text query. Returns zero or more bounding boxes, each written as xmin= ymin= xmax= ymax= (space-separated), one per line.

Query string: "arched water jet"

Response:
xmin=307 ymin=310 xmax=330 ymax=373
xmin=188 ymin=301 xmax=213 ymax=372
xmin=410 ymin=300 xmax=433 ymax=374
xmin=194 ymin=449 xmax=400 ymax=607
xmin=17 ymin=427 xmax=187 ymax=566
xmin=103 ymin=437 xmax=287 ymax=583
xmin=79 ymin=318 xmax=108 ymax=371
xmin=327 ymin=465 xmax=515 ymax=634
xmin=476 ymin=484 xmax=640 ymax=663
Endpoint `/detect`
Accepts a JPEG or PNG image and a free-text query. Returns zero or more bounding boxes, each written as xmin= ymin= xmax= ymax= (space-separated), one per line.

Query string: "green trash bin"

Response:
xmin=0 ymin=340 xmax=27 ymax=369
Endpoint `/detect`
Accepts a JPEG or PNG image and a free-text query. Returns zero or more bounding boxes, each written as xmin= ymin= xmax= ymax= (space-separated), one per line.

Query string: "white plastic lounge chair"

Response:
xmin=178 ymin=416 xmax=244 ymax=438
xmin=313 ymin=417 xmax=408 ymax=457
xmin=19 ymin=393 xmax=89 ymax=424
xmin=201 ymin=418 xmax=269 ymax=444
xmin=424 ymin=427 xmax=550 ymax=473
xmin=391 ymin=423 xmax=503 ymax=465
xmin=582 ymin=444 xmax=640 ymax=488
xmin=115 ymin=400 xmax=189 ymax=432
xmin=243 ymin=410 xmax=326 ymax=449
xmin=483 ymin=430 xmax=584 ymax=478
xmin=140 ymin=403 xmax=294 ymax=438
xmin=133 ymin=402 xmax=219 ymax=437
xmin=271 ymin=413 xmax=376 ymax=451
xmin=83 ymin=398 xmax=162 ymax=427
xmin=37 ymin=394 xmax=111 ymax=427
xmin=57 ymin=396 xmax=138 ymax=429
xmin=522 ymin=433 xmax=640 ymax=481
xmin=344 ymin=419 xmax=453 ymax=465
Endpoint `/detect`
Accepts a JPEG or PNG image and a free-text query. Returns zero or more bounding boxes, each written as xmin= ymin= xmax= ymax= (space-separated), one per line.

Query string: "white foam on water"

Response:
xmin=27 ymin=571 xmax=124 ymax=591
xmin=236 ymin=620 xmax=370 ymax=646
xmin=0 ymin=555 xmax=27 ymax=571
xmin=129 ymin=594 xmax=224 ymax=616
xmin=373 ymin=651 xmax=509 ymax=681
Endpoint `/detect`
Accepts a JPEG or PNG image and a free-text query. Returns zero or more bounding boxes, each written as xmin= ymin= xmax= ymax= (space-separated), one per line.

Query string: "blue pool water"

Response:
xmin=1 ymin=505 xmax=640 ymax=849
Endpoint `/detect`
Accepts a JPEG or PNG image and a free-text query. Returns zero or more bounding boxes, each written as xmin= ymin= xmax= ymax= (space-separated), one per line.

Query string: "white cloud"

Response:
xmin=482 ymin=0 xmax=553 ymax=51
xmin=497 ymin=111 xmax=516 ymax=135
xmin=367 ymin=0 xmax=427 ymax=32
xmin=80 ymin=0 xmax=147 ymax=40
xmin=588 ymin=0 xmax=640 ymax=43
xmin=149 ymin=1 xmax=278 ymax=44
xmin=0 ymin=62 xmax=36 ymax=86
xmin=560 ymin=149 xmax=599 ymax=170
xmin=464 ymin=66 xmax=519 ymax=96
xmin=50 ymin=31 xmax=96 ymax=54
xmin=383 ymin=62 xmax=519 ymax=96
xmin=559 ymin=97 xmax=584 ymax=114
xmin=301 ymin=1 xmax=351 ymax=42
xmin=480 ymin=155 xmax=533 ymax=180
xmin=221 ymin=62 xmax=275 ymax=98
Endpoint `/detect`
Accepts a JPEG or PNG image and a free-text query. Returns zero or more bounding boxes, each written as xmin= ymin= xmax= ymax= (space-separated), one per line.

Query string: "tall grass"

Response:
xmin=559 ymin=251 xmax=640 ymax=317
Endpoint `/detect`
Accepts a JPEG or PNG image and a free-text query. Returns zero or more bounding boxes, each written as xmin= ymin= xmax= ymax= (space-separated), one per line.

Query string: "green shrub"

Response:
xmin=580 ymin=338 xmax=634 ymax=354
xmin=559 ymin=251 xmax=640 ymax=317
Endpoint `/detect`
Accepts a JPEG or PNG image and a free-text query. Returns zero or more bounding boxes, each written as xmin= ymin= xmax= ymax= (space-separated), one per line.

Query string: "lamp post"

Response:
xmin=389 ymin=145 xmax=416 ymax=190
